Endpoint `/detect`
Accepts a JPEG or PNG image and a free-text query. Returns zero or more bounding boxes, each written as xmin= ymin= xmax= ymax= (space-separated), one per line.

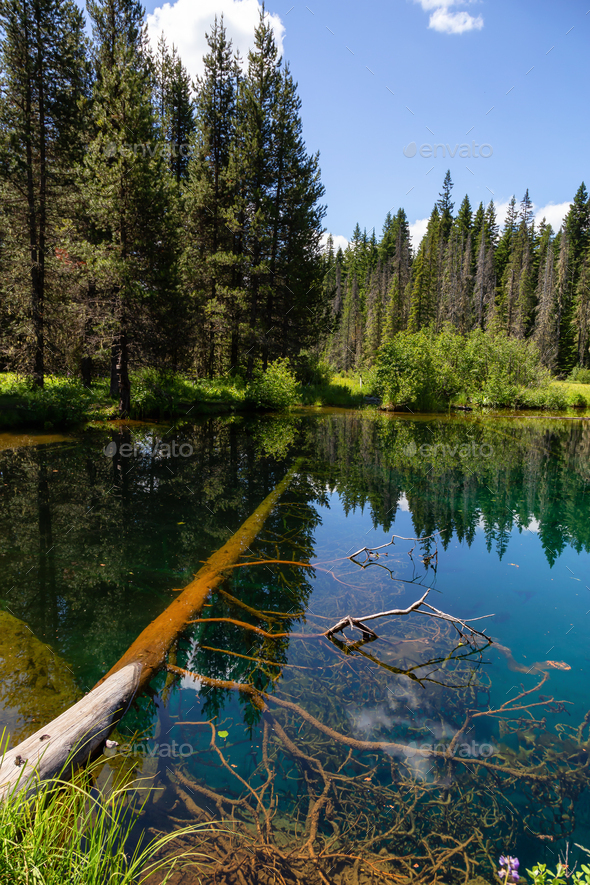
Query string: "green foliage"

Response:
xmin=0 ymin=375 xmax=93 ymax=428
xmin=369 ymin=329 xmax=434 ymax=409
xmin=568 ymin=367 xmax=590 ymax=383
xmin=130 ymin=369 xmax=246 ymax=418
xmin=299 ymin=377 xmax=365 ymax=407
xmin=527 ymin=862 xmax=590 ymax=884
xmin=245 ymin=359 xmax=299 ymax=410
xmin=368 ymin=328 xmax=560 ymax=410
xmin=292 ymin=350 xmax=333 ymax=385
xmin=251 ymin=415 xmax=299 ymax=458
xmin=0 ymin=756 xmax=215 ymax=884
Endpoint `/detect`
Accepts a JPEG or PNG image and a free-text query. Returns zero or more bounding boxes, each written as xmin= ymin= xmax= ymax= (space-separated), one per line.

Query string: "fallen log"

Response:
xmin=1 ymin=460 xmax=302 ymax=799
xmin=101 ymin=459 xmax=303 ymax=693
xmin=0 ymin=663 xmax=141 ymax=801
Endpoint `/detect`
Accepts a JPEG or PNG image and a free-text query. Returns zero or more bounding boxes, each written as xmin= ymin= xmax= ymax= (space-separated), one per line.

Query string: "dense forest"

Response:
xmin=1 ymin=0 xmax=589 ymax=417
xmin=325 ymin=173 xmax=590 ymax=375
xmin=0 ymin=0 xmax=327 ymax=410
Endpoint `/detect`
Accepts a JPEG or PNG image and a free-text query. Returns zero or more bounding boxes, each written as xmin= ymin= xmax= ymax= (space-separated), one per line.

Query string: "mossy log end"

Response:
xmin=0 ymin=663 xmax=141 ymax=801
xmin=1 ymin=462 xmax=301 ymax=799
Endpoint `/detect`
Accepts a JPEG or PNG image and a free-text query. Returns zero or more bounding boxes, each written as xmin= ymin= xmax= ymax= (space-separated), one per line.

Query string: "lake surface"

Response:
xmin=1 ymin=410 xmax=590 ymax=883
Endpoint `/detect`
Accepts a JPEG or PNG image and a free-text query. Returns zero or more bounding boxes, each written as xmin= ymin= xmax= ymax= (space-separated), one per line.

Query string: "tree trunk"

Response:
xmin=116 ymin=327 xmax=131 ymax=416
xmin=110 ymin=338 xmax=119 ymax=397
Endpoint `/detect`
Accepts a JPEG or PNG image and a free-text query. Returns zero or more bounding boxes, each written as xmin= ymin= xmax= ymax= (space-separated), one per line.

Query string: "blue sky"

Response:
xmin=142 ymin=0 xmax=590 ymax=248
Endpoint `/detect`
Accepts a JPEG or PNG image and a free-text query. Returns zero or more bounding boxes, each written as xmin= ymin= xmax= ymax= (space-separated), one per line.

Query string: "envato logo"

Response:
xmin=404 ymin=441 xmax=493 ymax=458
xmin=403 ymin=739 xmax=495 ymax=759
xmin=403 ymin=141 xmax=493 ymax=159
xmin=101 ymin=142 xmax=193 ymax=159
xmin=103 ymin=440 xmax=193 ymax=458
xmin=105 ymin=740 xmax=194 ymax=758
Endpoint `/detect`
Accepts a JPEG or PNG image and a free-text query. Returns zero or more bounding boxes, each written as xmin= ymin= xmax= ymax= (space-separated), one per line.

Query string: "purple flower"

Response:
xmin=498 ymin=855 xmax=520 ymax=883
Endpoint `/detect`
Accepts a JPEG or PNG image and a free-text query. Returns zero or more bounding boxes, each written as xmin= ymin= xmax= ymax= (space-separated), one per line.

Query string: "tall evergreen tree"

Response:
xmin=0 ymin=0 xmax=88 ymax=385
xmin=225 ymin=12 xmax=325 ymax=376
xmin=382 ymin=208 xmax=412 ymax=339
xmin=575 ymin=242 xmax=590 ymax=368
xmin=534 ymin=225 xmax=558 ymax=368
xmin=436 ymin=170 xmax=454 ymax=242
xmin=183 ymin=16 xmax=238 ymax=375
xmin=83 ymin=0 xmax=180 ymax=413
xmin=409 ymin=207 xmax=440 ymax=331
xmin=561 ymin=183 xmax=590 ymax=369
xmin=474 ymin=202 xmax=497 ymax=329
xmin=154 ymin=35 xmax=195 ymax=183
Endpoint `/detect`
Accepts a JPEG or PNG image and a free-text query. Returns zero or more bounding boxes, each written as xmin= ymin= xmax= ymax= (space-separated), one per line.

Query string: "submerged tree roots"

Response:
xmin=136 ymin=532 xmax=589 ymax=885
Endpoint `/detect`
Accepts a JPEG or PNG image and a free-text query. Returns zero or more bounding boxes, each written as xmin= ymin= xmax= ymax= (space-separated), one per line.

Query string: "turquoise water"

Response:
xmin=1 ymin=411 xmax=590 ymax=882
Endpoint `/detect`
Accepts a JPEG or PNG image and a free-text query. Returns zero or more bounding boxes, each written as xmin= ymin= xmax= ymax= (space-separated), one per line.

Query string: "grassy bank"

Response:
xmin=1 ymin=365 xmax=589 ymax=431
xmin=0 ymin=367 xmax=366 ymax=430
xmin=367 ymin=329 xmax=590 ymax=413
xmin=299 ymin=373 xmax=366 ymax=407
xmin=0 ymin=755 xmax=213 ymax=884
xmin=0 ymin=371 xmax=248 ymax=429
xmin=549 ymin=380 xmax=590 ymax=410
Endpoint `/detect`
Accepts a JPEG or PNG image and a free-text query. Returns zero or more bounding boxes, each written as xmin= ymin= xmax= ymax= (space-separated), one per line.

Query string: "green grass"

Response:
xmin=0 ymin=370 xmax=249 ymax=428
xmin=549 ymin=380 xmax=590 ymax=409
xmin=2 ymin=370 xmax=587 ymax=429
xmin=298 ymin=374 xmax=366 ymax=407
xmin=0 ymin=755 xmax=215 ymax=884
xmin=130 ymin=368 xmax=246 ymax=419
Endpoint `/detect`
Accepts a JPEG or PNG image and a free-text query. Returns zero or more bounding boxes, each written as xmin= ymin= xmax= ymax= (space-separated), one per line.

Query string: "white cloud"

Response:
xmin=428 ymin=8 xmax=483 ymax=34
xmin=321 ymin=232 xmax=349 ymax=253
xmin=405 ymin=198 xmax=570 ymax=254
xmin=409 ymin=217 xmax=429 ymax=247
xmin=415 ymin=0 xmax=451 ymax=9
xmin=494 ymin=199 xmax=571 ymax=232
xmin=146 ymin=0 xmax=285 ymax=82
xmin=414 ymin=0 xmax=483 ymax=34
xmin=534 ymin=201 xmax=571 ymax=232
xmin=492 ymin=200 xmax=512 ymax=229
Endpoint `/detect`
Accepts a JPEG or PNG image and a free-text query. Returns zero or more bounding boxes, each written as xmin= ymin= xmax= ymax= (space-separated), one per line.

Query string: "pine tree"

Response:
xmin=562 ymin=183 xmax=590 ymax=369
xmin=495 ymin=196 xmax=519 ymax=332
xmin=437 ymin=170 xmax=454 ymax=242
xmin=574 ymin=243 xmax=590 ymax=367
xmin=474 ymin=202 xmax=497 ymax=329
xmin=0 ymin=0 xmax=89 ymax=386
xmin=265 ymin=63 xmax=326 ymax=366
xmin=183 ymin=16 xmax=238 ymax=376
xmin=495 ymin=196 xmax=517 ymax=285
xmin=409 ymin=207 xmax=440 ymax=331
xmin=382 ymin=209 xmax=412 ymax=339
xmin=513 ymin=190 xmax=536 ymax=338
xmin=225 ymin=12 xmax=325 ymax=376
xmin=154 ymin=35 xmax=195 ymax=182
xmin=554 ymin=226 xmax=571 ymax=371
xmin=83 ymin=0 xmax=180 ymax=414
xmin=441 ymin=196 xmax=473 ymax=332
xmin=533 ymin=226 xmax=558 ymax=368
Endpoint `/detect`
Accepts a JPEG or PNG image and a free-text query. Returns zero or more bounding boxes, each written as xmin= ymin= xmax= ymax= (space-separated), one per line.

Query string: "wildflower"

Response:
xmin=498 ymin=855 xmax=520 ymax=883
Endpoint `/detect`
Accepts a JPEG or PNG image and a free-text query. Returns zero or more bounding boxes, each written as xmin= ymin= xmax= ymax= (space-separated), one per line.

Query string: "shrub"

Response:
xmin=245 ymin=359 xmax=299 ymax=410
xmin=368 ymin=330 xmax=440 ymax=409
xmin=369 ymin=328 xmax=554 ymax=411
xmin=568 ymin=366 xmax=590 ymax=384
xmin=292 ymin=350 xmax=333 ymax=386
xmin=0 ymin=376 xmax=93 ymax=428
xmin=527 ymin=861 xmax=590 ymax=884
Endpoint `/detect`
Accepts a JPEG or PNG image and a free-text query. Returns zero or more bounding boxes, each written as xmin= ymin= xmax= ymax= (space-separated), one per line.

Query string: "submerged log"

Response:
xmin=0 ymin=663 xmax=141 ymax=801
xmin=101 ymin=459 xmax=302 ymax=694
xmin=1 ymin=461 xmax=301 ymax=799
